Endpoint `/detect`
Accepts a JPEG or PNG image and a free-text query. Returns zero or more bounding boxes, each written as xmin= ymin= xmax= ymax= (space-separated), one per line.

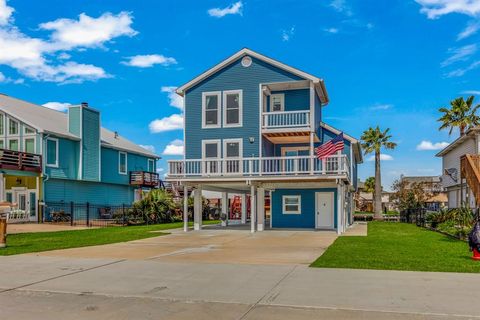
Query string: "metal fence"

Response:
xmin=400 ymin=208 xmax=427 ymax=227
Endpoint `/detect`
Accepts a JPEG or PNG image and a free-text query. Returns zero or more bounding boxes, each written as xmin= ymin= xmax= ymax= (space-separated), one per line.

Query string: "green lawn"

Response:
xmin=311 ymin=222 xmax=480 ymax=273
xmin=0 ymin=220 xmax=219 ymax=256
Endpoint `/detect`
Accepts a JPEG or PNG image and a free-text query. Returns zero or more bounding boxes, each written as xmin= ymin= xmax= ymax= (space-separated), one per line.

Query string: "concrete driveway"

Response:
xmin=34 ymin=228 xmax=339 ymax=265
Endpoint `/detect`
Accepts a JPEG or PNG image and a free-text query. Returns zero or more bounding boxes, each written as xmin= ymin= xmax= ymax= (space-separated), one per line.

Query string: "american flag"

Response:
xmin=315 ymin=133 xmax=344 ymax=159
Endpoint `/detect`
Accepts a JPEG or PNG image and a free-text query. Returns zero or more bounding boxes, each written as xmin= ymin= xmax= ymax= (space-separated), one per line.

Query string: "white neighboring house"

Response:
xmin=436 ymin=127 xmax=480 ymax=209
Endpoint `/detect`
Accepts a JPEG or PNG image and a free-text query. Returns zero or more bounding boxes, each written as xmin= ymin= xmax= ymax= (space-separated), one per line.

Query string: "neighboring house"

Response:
xmin=166 ymin=48 xmax=363 ymax=234
xmin=437 ymin=127 xmax=480 ymax=209
xmin=0 ymin=94 xmax=160 ymax=222
xmin=399 ymin=175 xmax=447 ymax=211
xmin=354 ymin=180 xmax=394 ymax=212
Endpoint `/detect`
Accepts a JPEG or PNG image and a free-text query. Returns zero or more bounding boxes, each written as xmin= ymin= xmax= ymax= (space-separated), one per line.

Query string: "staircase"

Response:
xmin=460 ymin=154 xmax=480 ymax=206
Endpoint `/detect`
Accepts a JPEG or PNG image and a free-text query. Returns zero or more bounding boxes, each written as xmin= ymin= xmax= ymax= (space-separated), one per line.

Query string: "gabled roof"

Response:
xmin=176 ymin=48 xmax=329 ymax=104
xmin=320 ymin=122 xmax=363 ymax=163
xmin=0 ymin=94 xmax=159 ymax=159
xmin=435 ymin=127 xmax=480 ymax=157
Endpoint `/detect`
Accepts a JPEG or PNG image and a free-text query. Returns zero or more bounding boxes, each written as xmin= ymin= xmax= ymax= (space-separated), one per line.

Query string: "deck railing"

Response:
xmin=262 ymin=110 xmax=310 ymax=129
xmin=0 ymin=149 xmax=42 ymax=172
xmin=129 ymin=171 xmax=160 ymax=187
xmin=167 ymin=154 xmax=349 ymax=179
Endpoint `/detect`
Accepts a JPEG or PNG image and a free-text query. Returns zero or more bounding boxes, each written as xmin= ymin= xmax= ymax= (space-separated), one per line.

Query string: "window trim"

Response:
xmin=23 ymin=136 xmax=36 ymax=154
xmin=8 ymin=118 xmax=19 ymax=136
xmin=0 ymin=138 xmax=4 ymax=149
xmin=201 ymin=139 xmax=221 ymax=160
xmin=270 ymin=93 xmax=285 ymax=112
xmin=202 ymin=91 xmax=221 ymax=129
xmin=281 ymin=146 xmax=310 ymax=157
xmin=147 ymin=159 xmax=155 ymax=173
xmin=7 ymin=138 xmax=19 ymax=152
xmin=222 ymin=89 xmax=243 ymax=127
xmin=223 ymin=138 xmax=243 ymax=159
xmin=45 ymin=137 xmax=59 ymax=168
xmin=0 ymin=113 xmax=4 ymax=136
xmin=23 ymin=125 xmax=35 ymax=135
xmin=282 ymin=195 xmax=301 ymax=214
xmin=118 ymin=151 xmax=128 ymax=175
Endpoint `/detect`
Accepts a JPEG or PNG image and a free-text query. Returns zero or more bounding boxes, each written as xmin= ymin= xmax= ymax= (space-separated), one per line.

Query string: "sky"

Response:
xmin=0 ymin=0 xmax=479 ymax=190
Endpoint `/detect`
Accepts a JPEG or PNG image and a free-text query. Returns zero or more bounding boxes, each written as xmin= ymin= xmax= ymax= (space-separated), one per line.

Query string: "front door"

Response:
xmin=315 ymin=192 xmax=334 ymax=229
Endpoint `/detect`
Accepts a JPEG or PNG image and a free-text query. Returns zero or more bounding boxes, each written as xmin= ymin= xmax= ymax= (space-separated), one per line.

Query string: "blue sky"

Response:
xmin=0 ymin=0 xmax=479 ymax=189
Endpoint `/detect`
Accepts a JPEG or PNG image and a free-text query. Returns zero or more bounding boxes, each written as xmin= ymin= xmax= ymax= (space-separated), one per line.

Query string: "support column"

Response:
xmin=257 ymin=187 xmax=265 ymax=231
xmin=241 ymin=193 xmax=247 ymax=224
xmin=0 ymin=173 xmax=4 ymax=202
xmin=221 ymin=192 xmax=228 ymax=227
xmin=250 ymin=185 xmax=256 ymax=233
xmin=194 ymin=185 xmax=202 ymax=231
xmin=183 ymin=185 xmax=188 ymax=232
xmin=337 ymin=183 xmax=343 ymax=235
xmin=309 ymin=131 xmax=314 ymax=174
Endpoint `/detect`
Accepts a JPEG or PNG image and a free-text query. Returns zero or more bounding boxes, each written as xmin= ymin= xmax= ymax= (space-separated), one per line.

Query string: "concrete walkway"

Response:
xmin=0 ymin=228 xmax=479 ymax=319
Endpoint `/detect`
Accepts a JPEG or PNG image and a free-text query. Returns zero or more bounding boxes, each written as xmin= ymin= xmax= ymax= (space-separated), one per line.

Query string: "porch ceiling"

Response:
xmin=263 ymin=80 xmax=311 ymax=93
xmin=263 ymin=131 xmax=320 ymax=144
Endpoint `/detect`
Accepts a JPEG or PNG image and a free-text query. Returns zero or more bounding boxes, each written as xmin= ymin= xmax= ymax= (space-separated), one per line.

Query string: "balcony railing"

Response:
xmin=0 ymin=149 xmax=42 ymax=173
xmin=262 ymin=110 xmax=311 ymax=129
xmin=130 ymin=171 xmax=160 ymax=187
xmin=167 ymin=154 xmax=349 ymax=179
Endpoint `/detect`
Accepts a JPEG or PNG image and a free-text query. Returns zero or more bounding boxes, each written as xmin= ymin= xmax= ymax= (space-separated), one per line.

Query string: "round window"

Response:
xmin=241 ymin=56 xmax=252 ymax=67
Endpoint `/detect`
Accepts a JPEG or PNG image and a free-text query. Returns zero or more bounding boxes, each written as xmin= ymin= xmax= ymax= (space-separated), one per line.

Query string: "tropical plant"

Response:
xmin=361 ymin=126 xmax=397 ymax=219
xmin=438 ymin=96 xmax=480 ymax=136
xmin=131 ymin=189 xmax=179 ymax=224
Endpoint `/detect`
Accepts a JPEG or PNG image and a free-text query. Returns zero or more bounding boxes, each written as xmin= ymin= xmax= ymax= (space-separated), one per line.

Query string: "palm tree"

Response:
xmin=364 ymin=177 xmax=375 ymax=212
xmin=361 ymin=127 xmax=397 ymax=220
xmin=438 ymin=96 xmax=480 ymax=136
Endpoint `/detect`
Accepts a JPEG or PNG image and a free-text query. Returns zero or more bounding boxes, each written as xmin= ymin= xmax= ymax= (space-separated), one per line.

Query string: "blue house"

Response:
xmin=0 ymin=94 xmax=160 ymax=222
xmin=167 ymin=48 xmax=362 ymax=234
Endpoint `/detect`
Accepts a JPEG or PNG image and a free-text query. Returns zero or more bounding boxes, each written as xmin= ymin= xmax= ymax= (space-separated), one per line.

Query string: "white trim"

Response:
xmin=176 ymin=48 xmax=322 ymax=95
xmin=315 ymin=192 xmax=335 ymax=229
xmin=118 ymin=151 xmax=128 ymax=175
xmin=7 ymin=117 xmax=19 ymax=136
xmin=148 ymin=158 xmax=155 ymax=172
xmin=202 ymin=91 xmax=221 ymax=129
xmin=269 ymin=93 xmax=285 ymax=112
xmin=0 ymin=113 xmax=4 ymax=136
xmin=23 ymin=125 xmax=35 ymax=135
xmin=223 ymin=138 xmax=243 ymax=158
xmin=222 ymin=90 xmax=243 ymax=127
xmin=45 ymin=137 xmax=59 ymax=168
xmin=282 ymin=195 xmax=301 ymax=214
xmin=201 ymin=139 xmax=221 ymax=159
xmin=22 ymin=136 xmax=36 ymax=154
xmin=281 ymin=146 xmax=310 ymax=157
xmin=6 ymin=137 xmax=19 ymax=152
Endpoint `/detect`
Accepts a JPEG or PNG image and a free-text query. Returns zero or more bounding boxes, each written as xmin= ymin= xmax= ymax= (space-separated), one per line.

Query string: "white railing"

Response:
xmin=167 ymin=154 xmax=349 ymax=179
xmin=262 ymin=110 xmax=310 ymax=129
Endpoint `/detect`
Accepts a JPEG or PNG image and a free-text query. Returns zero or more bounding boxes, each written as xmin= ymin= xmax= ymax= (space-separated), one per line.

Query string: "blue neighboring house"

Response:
xmin=0 ymin=94 xmax=160 ymax=222
xmin=167 ymin=48 xmax=363 ymax=234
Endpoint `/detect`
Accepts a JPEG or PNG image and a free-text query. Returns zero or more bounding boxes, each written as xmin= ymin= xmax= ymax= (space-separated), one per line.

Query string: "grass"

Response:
xmin=311 ymin=222 xmax=480 ymax=273
xmin=0 ymin=220 xmax=219 ymax=256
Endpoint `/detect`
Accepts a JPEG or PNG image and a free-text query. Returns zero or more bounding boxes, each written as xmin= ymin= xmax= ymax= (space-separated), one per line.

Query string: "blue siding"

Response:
xmin=266 ymin=89 xmax=310 ymax=112
xmin=271 ymin=188 xmax=337 ymax=229
xmin=101 ymin=147 xmax=154 ymax=185
xmin=82 ymin=108 xmax=100 ymax=181
xmin=45 ymin=178 xmax=134 ymax=205
xmin=185 ymin=56 xmax=305 ymax=159
xmin=45 ymin=136 xmax=79 ymax=180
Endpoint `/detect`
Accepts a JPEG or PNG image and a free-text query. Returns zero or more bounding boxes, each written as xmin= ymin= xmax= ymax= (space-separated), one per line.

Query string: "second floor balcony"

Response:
xmin=0 ymin=149 xmax=42 ymax=173
xmin=262 ymin=110 xmax=311 ymax=131
xmin=130 ymin=171 xmax=160 ymax=188
xmin=167 ymin=154 xmax=350 ymax=181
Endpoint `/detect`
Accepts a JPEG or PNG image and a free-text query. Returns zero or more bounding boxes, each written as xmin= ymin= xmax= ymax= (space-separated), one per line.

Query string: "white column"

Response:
xmin=310 ymin=132 xmax=314 ymax=174
xmin=194 ymin=185 xmax=202 ymax=231
xmin=0 ymin=173 xmax=4 ymax=202
xmin=257 ymin=187 xmax=265 ymax=231
xmin=241 ymin=193 xmax=247 ymax=224
xmin=183 ymin=185 xmax=188 ymax=232
xmin=337 ymin=183 xmax=342 ymax=235
xmin=250 ymin=185 xmax=256 ymax=233
xmin=221 ymin=192 xmax=228 ymax=227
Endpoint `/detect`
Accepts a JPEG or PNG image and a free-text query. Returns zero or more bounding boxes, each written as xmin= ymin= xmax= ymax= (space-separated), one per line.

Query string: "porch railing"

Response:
xmin=0 ymin=149 xmax=42 ymax=173
xmin=167 ymin=154 xmax=349 ymax=179
xmin=262 ymin=110 xmax=310 ymax=129
xmin=130 ymin=171 xmax=160 ymax=188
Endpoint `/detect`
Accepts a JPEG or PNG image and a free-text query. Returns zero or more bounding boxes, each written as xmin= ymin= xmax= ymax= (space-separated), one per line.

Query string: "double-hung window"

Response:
xmin=46 ymin=138 xmax=58 ymax=167
xmin=223 ymin=90 xmax=242 ymax=127
xmin=119 ymin=152 xmax=127 ymax=175
xmin=24 ymin=137 xmax=35 ymax=153
xmin=202 ymin=92 xmax=221 ymax=128
xmin=282 ymin=195 xmax=301 ymax=214
xmin=8 ymin=118 xmax=18 ymax=135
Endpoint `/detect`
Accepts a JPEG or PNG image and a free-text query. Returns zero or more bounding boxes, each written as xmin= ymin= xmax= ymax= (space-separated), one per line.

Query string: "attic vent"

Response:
xmin=114 ymin=131 xmax=119 ymax=139
xmin=81 ymin=102 xmax=88 ymax=108
xmin=241 ymin=56 xmax=252 ymax=67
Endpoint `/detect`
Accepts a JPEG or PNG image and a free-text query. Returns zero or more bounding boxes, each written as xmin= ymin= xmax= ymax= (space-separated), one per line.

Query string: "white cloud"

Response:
xmin=57 ymin=52 xmax=71 ymax=60
xmin=0 ymin=71 xmax=5 ymax=82
xmin=415 ymin=0 xmax=480 ymax=19
xmin=441 ymin=44 xmax=477 ymax=67
xmin=208 ymin=1 xmax=243 ymax=18
xmin=39 ymin=12 xmax=137 ymax=50
xmin=281 ymin=26 xmax=295 ymax=41
xmin=0 ymin=0 xmax=14 ymax=26
xmin=156 ymin=167 xmax=164 ymax=173
xmin=42 ymin=101 xmax=71 ymax=112
xmin=369 ymin=103 xmax=393 ymax=110
xmin=330 ymin=0 xmax=353 ymax=16
xmin=323 ymin=27 xmax=339 ymax=34
xmin=162 ymin=139 xmax=184 ymax=156
xmin=367 ymin=154 xmax=394 ymax=161
xmin=416 ymin=140 xmax=449 ymax=150
xmin=139 ymin=144 xmax=155 ymax=153
xmin=123 ymin=54 xmax=177 ymax=68
xmin=161 ymin=86 xmax=183 ymax=110
xmin=457 ymin=21 xmax=480 ymax=40
xmin=149 ymin=114 xmax=183 ymax=133
xmin=445 ymin=60 xmax=480 ymax=77
xmin=461 ymin=90 xmax=480 ymax=94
